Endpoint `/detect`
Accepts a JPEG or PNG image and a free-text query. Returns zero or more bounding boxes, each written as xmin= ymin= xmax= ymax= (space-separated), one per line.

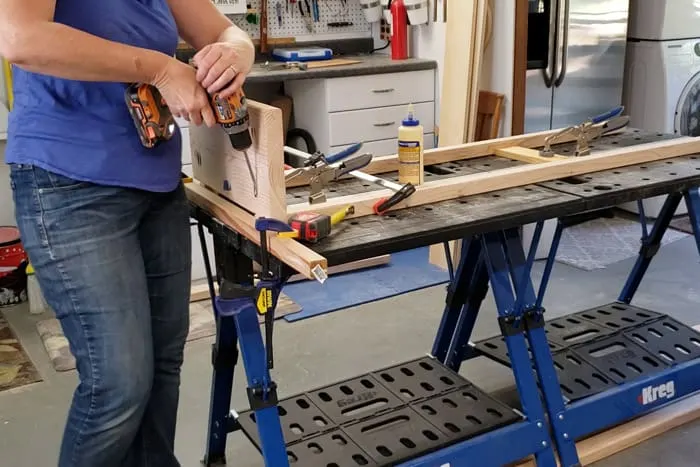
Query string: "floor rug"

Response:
xmin=37 ymin=293 xmax=301 ymax=372
xmin=0 ymin=311 xmax=42 ymax=391
xmin=670 ymin=215 xmax=695 ymax=235
xmin=282 ymin=247 xmax=450 ymax=323
xmin=555 ymin=215 xmax=688 ymax=271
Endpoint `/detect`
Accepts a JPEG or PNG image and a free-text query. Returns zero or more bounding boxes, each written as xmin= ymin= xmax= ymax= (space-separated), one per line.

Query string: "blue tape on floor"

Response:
xmin=283 ymin=247 xmax=450 ymax=322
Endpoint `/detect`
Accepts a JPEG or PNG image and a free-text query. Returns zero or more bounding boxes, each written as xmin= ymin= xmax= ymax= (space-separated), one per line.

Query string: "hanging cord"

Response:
xmin=370 ymin=18 xmax=391 ymax=53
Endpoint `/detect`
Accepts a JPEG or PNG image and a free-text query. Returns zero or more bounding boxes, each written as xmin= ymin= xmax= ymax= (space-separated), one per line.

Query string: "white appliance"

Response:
xmin=620 ymin=38 xmax=700 ymax=217
xmin=628 ymin=0 xmax=700 ymax=41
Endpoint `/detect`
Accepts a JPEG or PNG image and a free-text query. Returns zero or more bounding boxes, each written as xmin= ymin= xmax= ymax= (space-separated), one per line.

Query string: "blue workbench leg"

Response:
xmin=481 ymin=231 xmax=560 ymax=467
xmin=432 ymin=237 xmax=485 ymax=366
xmin=203 ymin=314 xmax=239 ymax=465
xmin=232 ymin=302 xmax=288 ymax=467
xmin=444 ymin=242 xmax=490 ymax=370
xmin=684 ymin=187 xmax=700 ymax=254
xmin=202 ymin=237 xmax=248 ymax=466
xmin=500 ymin=228 xmax=581 ymax=466
xmin=618 ymin=192 xmax=683 ymax=303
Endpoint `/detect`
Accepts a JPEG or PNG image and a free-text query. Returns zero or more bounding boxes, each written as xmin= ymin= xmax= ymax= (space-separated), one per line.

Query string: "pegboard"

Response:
xmin=218 ymin=0 xmax=372 ymax=40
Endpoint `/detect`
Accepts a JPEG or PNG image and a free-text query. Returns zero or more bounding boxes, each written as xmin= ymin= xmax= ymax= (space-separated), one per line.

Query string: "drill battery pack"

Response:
xmin=125 ymin=83 xmax=176 ymax=148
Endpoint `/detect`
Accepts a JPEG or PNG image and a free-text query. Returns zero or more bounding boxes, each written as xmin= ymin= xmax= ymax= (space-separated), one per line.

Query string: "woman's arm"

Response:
xmin=0 ymin=0 xmax=216 ymax=126
xmin=0 ymin=0 xmax=172 ymax=84
xmin=167 ymin=0 xmax=255 ymax=98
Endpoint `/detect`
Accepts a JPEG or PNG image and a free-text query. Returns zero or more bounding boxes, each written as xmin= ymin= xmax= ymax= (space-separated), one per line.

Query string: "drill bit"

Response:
xmin=242 ymin=149 xmax=258 ymax=197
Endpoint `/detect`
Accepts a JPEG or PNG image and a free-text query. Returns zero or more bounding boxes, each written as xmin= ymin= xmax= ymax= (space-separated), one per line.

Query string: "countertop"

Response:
xmin=246 ymin=54 xmax=437 ymax=83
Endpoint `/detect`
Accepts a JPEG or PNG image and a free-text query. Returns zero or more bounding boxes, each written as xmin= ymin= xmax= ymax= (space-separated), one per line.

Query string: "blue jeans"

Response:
xmin=10 ymin=164 xmax=191 ymax=467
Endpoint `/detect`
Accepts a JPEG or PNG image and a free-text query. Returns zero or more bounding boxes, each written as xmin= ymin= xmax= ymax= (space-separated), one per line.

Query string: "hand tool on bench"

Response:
xmin=284 ymin=145 xmax=373 ymax=204
xmin=285 ymin=144 xmax=417 ymax=214
xmin=541 ymin=106 xmax=631 ymax=157
xmin=262 ymin=60 xmax=309 ymax=71
xmin=278 ymin=205 xmax=355 ymax=243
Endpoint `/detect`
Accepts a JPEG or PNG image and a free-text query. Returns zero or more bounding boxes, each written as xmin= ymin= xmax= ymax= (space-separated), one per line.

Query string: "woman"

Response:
xmin=0 ymin=1 xmax=254 ymax=466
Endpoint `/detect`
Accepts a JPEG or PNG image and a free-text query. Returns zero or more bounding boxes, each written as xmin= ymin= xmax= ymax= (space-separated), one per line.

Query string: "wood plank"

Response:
xmin=287 ymin=136 xmax=700 ymax=218
xmin=186 ymin=182 xmax=327 ymax=280
xmin=431 ymin=0 xmax=487 ymax=269
xmin=466 ymin=0 xmax=489 ymax=143
xmin=511 ymin=0 xmax=528 ymax=136
xmin=438 ymin=0 xmax=477 ymax=147
xmin=495 ymin=146 xmax=567 ymax=164
xmin=516 ymin=324 xmax=700 ymax=466
xmin=285 ymin=127 xmax=603 ymax=188
xmin=190 ymin=100 xmax=287 ymax=219
xmin=287 ymin=255 xmax=391 ymax=283
xmin=305 ymin=58 xmax=362 ymax=69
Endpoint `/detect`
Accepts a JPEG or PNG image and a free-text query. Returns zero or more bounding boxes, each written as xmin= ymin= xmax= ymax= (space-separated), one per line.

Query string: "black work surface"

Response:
xmin=290 ymin=130 xmax=700 ymax=266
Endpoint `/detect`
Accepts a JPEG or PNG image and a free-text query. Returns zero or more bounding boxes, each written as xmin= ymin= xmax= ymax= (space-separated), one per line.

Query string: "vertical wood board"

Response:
xmin=190 ymin=100 xmax=287 ymax=220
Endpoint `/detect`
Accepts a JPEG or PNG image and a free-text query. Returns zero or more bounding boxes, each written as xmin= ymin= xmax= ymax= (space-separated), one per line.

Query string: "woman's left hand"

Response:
xmin=191 ymin=39 xmax=254 ymax=98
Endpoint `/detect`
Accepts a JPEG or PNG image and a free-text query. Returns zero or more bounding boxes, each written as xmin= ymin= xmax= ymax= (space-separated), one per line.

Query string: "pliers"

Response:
xmin=299 ymin=0 xmax=314 ymax=31
xmin=285 ymin=143 xmax=374 ymax=204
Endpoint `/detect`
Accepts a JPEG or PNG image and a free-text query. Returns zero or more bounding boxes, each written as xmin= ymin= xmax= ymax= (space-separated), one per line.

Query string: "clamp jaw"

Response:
xmin=541 ymin=106 xmax=630 ymax=157
xmin=285 ymin=143 xmax=373 ymax=204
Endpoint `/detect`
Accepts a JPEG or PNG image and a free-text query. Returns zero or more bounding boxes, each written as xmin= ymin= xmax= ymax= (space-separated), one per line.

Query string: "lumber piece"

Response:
xmin=190 ymin=100 xmax=287 ymax=220
xmin=287 ymin=255 xmax=391 ymax=283
xmin=286 ymin=127 xmax=609 ymax=188
xmin=516 ymin=323 xmax=700 ymax=466
xmin=495 ymin=146 xmax=567 ymax=164
xmin=465 ymin=0 xmax=489 ymax=143
xmin=186 ymin=182 xmax=327 ymax=280
xmin=287 ymin=136 xmax=700 ymax=218
xmin=438 ymin=0 xmax=478 ymax=146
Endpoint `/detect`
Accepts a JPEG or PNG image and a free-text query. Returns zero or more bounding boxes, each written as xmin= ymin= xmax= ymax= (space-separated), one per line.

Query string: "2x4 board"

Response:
xmin=186 ymin=99 xmax=700 ymax=278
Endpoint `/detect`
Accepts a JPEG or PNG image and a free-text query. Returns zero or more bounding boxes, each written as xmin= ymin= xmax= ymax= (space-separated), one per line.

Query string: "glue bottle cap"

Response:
xmin=402 ymin=103 xmax=420 ymax=127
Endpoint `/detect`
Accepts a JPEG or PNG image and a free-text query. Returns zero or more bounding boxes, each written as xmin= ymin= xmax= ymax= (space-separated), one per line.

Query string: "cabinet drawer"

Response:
xmin=329 ymin=101 xmax=434 ymax=147
xmin=331 ymin=133 xmax=435 ymax=158
xmin=326 ymin=70 xmax=434 ymax=112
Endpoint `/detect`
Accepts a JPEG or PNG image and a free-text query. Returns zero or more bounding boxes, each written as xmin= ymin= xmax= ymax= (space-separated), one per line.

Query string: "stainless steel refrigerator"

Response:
xmin=524 ymin=0 xmax=631 ymax=133
xmin=522 ymin=0 xmax=631 ymax=259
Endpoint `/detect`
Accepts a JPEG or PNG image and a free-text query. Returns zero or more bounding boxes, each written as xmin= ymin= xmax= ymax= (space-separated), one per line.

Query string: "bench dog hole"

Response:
xmin=341 ymin=398 xmax=389 ymax=417
xmin=352 ymin=454 xmax=370 ymax=465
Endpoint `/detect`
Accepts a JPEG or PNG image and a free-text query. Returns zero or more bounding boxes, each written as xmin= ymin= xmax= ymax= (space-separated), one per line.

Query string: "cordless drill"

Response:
xmin=210 ymin=87 xmax=258 ymax=197
xmin=126 ymin=82 xmax=258 ymax=196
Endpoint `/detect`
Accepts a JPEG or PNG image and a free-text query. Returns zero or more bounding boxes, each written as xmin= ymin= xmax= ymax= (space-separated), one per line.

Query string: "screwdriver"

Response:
xmin=276 ymin=1 xmax=282 ymax=26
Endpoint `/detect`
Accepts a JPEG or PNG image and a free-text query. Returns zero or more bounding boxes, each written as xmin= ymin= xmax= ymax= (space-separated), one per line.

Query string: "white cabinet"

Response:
xmin=286 ymin=69 xmax=436 ymax=158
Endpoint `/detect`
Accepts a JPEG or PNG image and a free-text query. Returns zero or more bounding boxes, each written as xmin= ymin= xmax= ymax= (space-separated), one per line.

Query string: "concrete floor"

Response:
xmin=2 ymin=235 xmax=700 ymax=466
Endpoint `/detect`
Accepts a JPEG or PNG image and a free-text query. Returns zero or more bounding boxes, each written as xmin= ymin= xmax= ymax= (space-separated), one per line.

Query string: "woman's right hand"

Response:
xmin=150 ymin=57 xmax=216 ymax=127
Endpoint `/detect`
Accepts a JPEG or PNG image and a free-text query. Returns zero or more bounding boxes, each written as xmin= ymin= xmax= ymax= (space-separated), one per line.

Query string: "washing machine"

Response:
xmin=628 ymin=0 xmax=700 ymax=41
xmin=620 ymin=5 xmax=700 ymax=217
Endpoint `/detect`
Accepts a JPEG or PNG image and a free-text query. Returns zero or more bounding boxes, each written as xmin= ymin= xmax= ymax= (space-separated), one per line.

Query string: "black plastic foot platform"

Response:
xmin=236 ymin=356 xmax=521 ymax=466
xmin=473 ymin=303 xmax=700 ymax=402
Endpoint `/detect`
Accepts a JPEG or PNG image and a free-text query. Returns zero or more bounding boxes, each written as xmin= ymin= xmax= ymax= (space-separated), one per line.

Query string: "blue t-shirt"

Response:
xmin=6 ymin=0 xmax=183 ymax=192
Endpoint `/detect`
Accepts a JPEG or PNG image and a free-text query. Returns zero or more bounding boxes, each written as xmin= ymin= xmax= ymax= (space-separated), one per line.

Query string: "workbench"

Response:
xmin=188 ymin=129 xmax=700 ymax=466
xmin=180 ymin=52 xmax=438 ymax=281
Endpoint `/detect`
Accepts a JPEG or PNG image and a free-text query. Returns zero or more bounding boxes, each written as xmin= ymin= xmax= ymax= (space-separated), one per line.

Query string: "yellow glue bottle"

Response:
xmin=398 ymin=103 xmax=424 ymax=185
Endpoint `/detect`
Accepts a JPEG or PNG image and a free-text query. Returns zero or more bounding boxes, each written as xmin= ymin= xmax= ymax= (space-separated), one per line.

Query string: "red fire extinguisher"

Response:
xmin=390 ymin=0 xmax=408 ymax=60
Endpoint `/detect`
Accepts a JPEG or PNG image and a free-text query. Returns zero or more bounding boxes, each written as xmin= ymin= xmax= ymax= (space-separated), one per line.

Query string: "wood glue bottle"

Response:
xmin=398 ymin=103 xmax=424 ymax=184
